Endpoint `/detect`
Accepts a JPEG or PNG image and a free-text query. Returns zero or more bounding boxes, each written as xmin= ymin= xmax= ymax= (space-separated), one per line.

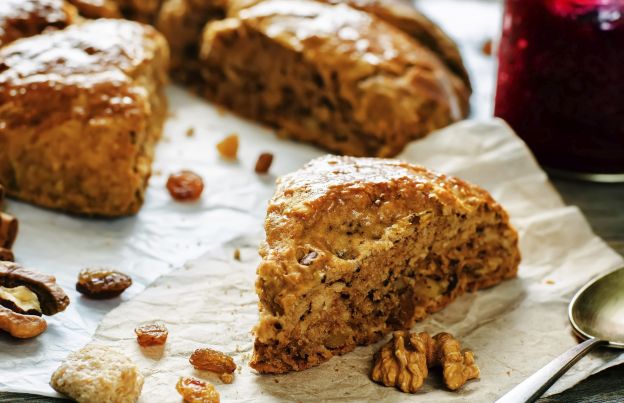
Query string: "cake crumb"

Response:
xmin=186 ymin=127 xmax=195 ymax=137
xmin=482 ymin=39 xmax=493 ymax=56
xmin=233 ymin=248 xmax=241 ymax=261
xmin=545 ymin=279 xmax=555 ymax=285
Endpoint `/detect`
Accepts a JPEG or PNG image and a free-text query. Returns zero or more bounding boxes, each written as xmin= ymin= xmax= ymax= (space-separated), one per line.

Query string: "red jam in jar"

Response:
xmin=495 ymin=0 xmax=624 ymax=179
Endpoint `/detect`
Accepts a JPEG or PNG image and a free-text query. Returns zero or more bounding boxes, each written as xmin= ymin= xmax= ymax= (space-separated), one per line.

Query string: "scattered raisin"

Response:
xmin=216 ymin=134 xmax=239 ymax=159
xmin=176 ymin=376 xmax=220 ymax=403
xmin=167 ymin=170 xmax=204 ymax=201
xmin=189 ymin=348 xmax=236 ymax=378
xmin=482 ymin=39 xmax=493 ymax=56
xmin=76 ymin=268 xmax=132 ymax=299
xmin=254 ymin=153 xmax=273 ymax=174
xmin=135 ymin=322 xmax=169 ymax=347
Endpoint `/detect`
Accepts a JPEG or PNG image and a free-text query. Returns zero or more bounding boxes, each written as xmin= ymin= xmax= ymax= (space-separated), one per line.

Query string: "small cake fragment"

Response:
xmin=50 ymin=344 xmax=144 ymax=403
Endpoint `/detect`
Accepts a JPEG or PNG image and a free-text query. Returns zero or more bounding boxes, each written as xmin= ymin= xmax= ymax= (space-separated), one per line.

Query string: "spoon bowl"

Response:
xmin=497 ymin=266 xmax=624 ymax=403
xmin=570 ymin=267 xmax=624 ymax=347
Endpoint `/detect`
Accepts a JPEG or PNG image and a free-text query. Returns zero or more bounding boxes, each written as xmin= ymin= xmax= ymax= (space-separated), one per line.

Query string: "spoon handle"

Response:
xmin=495 ymin=337 xmax=605 ymax=403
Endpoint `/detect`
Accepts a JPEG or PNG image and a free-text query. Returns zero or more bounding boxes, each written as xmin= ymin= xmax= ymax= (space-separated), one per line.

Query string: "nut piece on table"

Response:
xmin=216 ymin=134 xmax=239 ymax=160
xmin=371 ymin=331 xmax=479 ymax=393
xmin=167 ymin=170 xmax=204 ymax=202
xmin=0 ymin=305 xmax=47 ymax=338
xmin=76 ymin=268 xmax=132 ymax=299
xmin=0 ymin=247 xmax=14 ymax=262
xmin=176 ymin=376 xmax=220 ymax=403
xmin=254 ymin=153 xmax=273 ymax=174
xmin=190 ymin=348 xmax=236 ymax=384
xmin=135 ymin=322 xmax=168 ymax=347
xmin=51 ymin=344 xmax=144 ymax=403
xmin=0 ymin=261 xmax=69 ymax=315
xmin=0 ymin=211 xmax=18 ymax=249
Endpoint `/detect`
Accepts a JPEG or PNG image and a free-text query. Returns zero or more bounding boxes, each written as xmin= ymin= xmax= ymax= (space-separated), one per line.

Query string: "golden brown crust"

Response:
xmin=0 ymin=19 xmax=169 ymax=216
xmin=251 ymin=156 xmax=520 ymax=373
xmin=227 ymin=0 xmax=471 ymax=94
xmin=66 ymin=0 xmax=122 ymax=18
xmin=0 ymin=0 xmax=77 ymax=48
xmin=200 ymin=0 xmax=469 ymax=157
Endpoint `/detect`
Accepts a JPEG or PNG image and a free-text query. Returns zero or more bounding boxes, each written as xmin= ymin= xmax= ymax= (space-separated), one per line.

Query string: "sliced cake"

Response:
xmin=251 ymin=156 xmax=520 ymax=373
xmin=0 ymin=19 xmax=169 ymax=216
xmin=199 ymin=0 xmax=470 ymax=157
xmin=0 ymin=0 xmax=77 ymax=48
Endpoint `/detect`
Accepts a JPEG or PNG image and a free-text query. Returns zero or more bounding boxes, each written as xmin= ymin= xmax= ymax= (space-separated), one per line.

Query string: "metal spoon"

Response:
xmin=496 ymin=267 xmax=624 ymax=403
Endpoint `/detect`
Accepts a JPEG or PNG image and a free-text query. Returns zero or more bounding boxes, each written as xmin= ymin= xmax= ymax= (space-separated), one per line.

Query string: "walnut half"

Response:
xmin=371 ymin=331 xmax=479 ymax=393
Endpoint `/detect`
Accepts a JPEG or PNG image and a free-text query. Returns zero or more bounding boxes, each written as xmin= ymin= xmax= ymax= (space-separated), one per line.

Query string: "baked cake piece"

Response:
xmin=251 ymin=156 xmax=520 ymax=373
xmin=0 ymin=0 xmax=77 ymax=48
xmin=0 ymin=19 xmax=169 ymax=216
xmin=227 ymin=0 xmax=471 ymax=92
xmin=156 ymin=0 xmax=226 ymax=82
xmin=112 ymin=0 xmax=164 ymax=23
xmin=199 ymin=0 xmax=470 ymax=157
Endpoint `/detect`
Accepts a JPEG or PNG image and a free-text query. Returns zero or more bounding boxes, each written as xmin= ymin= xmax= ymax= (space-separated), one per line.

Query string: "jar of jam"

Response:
xmin=494 ymin=0 xmax=624 ymax=181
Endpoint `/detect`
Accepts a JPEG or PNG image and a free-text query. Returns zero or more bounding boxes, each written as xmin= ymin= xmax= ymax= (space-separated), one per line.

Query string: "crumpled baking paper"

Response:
xmin=1 ymin=0 xmax=623 ymax=399
xmin=88 ymin=119 xmax=624 ymax=402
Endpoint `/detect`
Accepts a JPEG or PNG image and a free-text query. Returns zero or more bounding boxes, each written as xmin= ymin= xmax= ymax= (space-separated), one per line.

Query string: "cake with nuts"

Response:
xmin=250 ymin=156 xmax=520 ymax=373
xmin=0 ymin=18 xmax=169 ymax=216
xmin=199 ymin=0 xmax=470 ymax=157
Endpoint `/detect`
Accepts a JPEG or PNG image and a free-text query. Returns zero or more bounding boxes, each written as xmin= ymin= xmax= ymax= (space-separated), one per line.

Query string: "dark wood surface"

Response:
xmin=1 ymin=177 xmax=623 ymax=402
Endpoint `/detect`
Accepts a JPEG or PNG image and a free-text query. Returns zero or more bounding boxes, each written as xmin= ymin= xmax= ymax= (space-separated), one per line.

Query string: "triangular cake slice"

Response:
xmin=251 ymin=156 xmax=520 ymax=373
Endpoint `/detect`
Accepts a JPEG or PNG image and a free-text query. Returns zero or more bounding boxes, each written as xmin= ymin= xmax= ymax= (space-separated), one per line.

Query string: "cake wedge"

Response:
xmin=0 ymin=19 xmax=169 ymax=216
xmin=251 ymin=156 xmax=520 ymax=373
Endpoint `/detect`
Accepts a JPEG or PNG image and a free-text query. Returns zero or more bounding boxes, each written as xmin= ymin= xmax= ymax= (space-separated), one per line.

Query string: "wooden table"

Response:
xmin=1 ymin=177 xmax=623 ymax=402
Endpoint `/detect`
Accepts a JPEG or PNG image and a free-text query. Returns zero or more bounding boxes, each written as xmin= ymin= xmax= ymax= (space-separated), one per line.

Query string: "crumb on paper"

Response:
xmin=233 ymin=248 xmax=241 ymax=261
xmin=186 ymin=127 xmax=195 ymax=137
xmin=216 ymin=106 xmax=227 ymax=116
xmin=545 ymin=279 xmax=555 ymax=285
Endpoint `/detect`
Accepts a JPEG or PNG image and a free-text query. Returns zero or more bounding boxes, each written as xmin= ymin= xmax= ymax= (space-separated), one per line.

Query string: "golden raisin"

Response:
xmin=482 ymin=39 xmax=493 ymax=56
xmin=190 ymin=348 xmax=236 ymax=375
xmin=254 ymin=153 xmax=273 ymax=174
xmin=135 ymin=322 xmax=168 ymax=347
xmin=167 ymin=170 xmax=204 ymax=201
xmin=76 ymin=268 xmax=132 ymax=299
xmin=176 ymin=377 xmax=220 ymax=403
xmin=216 ymin=134 xmax=239 ymax=159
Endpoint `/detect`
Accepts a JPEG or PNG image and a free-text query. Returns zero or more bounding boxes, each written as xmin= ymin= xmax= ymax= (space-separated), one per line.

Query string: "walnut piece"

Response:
xmin=135 ymin=322 xmax=169 ymax=347
xmin=371 ymin=331 xmax=479 ymax=393
xmin=0 ymin=286 xmax=42 ymax=316
xmin=216 ymin=134 xmax=239 ymax=160
xmin=189 ymin=348 xmax=236 ymax=383
xmin=0 ymin=262 xmax=69 ymax=315
xmin=0 ymin=211 xmax=18 ymax=249
xmin=0 ymin=305 xmax=47 ymax=338
xmin=76 ymin=268 xmax=132 ymax=299
xmin=176 ymin=376 xmax=220 ymax=403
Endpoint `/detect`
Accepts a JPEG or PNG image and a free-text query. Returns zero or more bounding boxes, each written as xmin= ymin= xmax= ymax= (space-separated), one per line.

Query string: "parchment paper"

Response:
xmin=1 ymin=0 xmax=623 ymax=400
xmin=91 ymin=120 xmax=624 ymax=402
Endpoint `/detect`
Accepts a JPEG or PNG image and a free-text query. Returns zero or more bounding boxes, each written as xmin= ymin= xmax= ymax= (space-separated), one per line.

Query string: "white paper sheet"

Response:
xmin=89 ymin=120 xmax=624 ymax=402
xmin=1 ymin=0 xmax=623 ymax=400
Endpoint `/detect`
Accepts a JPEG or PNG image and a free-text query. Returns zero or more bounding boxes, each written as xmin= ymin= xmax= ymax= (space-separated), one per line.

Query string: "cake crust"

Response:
xmin=200 ymin=0 xmax=470 ymax=157
xmin=0 ymin=19 xmax=169 ymax=216
xmin=251 ymin=156 xmax=520 ymax=373
xmin=0 ymin=0 xmax=77 ymax=48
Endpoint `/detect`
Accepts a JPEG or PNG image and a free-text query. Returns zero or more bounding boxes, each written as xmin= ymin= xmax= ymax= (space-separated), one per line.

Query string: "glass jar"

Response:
xmin=494 ymin=0 xmax=624 ymax=181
